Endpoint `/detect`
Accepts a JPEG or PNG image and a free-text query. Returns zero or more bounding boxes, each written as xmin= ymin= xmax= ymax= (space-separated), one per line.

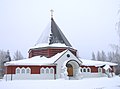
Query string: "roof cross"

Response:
xmin=50 ymin=9 xmax=54 ymax=18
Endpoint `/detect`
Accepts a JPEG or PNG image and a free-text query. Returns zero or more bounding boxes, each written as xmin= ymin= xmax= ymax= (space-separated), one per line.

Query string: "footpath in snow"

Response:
xmin=0 ymin=76 xmax=120 ymax=89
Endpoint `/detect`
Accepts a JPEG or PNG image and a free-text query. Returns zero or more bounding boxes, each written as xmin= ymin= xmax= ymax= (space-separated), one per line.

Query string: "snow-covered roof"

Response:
xmin=103 ymin=65 xmax=112 ymax=70
xmin=5 ymin=50 xmax=68 ymax=66
xmin=5 ymin=50 xmax=117 ymax=67
xmin=80 ymin=59 xmax=117 ymax=66
xmin=35 ymin=18 xmax=72 ymax=47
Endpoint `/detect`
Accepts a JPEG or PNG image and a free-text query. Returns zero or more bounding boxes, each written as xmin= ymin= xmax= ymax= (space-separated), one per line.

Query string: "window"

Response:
xmin=16 ymin=67 xmax=20 ymax=74
xmin=87 ymin=67 xmax=91 ymax=73
xmin=67 ymin=54 xmax=70 ymax=58
xmin=83 ymin=67 xmax=86 ymax=72
xmin=21 ymin=67 xmax=26 ymax=74
xmin=50 ymin=68 xmax=54 ymax=74
xmin=41 ymin=67 xmax=45 ymax=74
xmin=46 ymin=68 xmax=49 ymax=74
xmin=26 ymin=67 xmax=31 ymax=74
xmin=79 ymin=67 xmax=82 ymax=73
xmin=98 ymin=67 xmax=102 ymax=73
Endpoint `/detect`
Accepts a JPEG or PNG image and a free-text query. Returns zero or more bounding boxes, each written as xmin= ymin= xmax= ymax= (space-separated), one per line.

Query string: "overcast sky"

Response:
xmin=0 ymin=0 xmax=120 ymax=59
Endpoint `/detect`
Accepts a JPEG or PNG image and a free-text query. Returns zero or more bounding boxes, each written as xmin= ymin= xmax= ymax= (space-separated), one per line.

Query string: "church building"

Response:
xmin=4 ymin=11 xmax=117 ymax=80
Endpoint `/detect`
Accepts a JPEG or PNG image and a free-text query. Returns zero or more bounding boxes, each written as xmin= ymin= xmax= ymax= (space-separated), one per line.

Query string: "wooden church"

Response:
xmin=4 ymin=11 xmax=117 ymax=80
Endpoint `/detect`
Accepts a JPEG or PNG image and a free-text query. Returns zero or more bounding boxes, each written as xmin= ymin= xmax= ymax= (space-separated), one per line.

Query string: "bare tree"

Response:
xmin=111 ymin=10 xmax=120 ymax=75
xmin=13 ymin=50 xmax=24 ymax=60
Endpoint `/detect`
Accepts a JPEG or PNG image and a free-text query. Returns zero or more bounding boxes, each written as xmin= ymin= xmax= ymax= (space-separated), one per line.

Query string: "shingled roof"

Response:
xmin=35 ymin=17 xmax=72 ymax=47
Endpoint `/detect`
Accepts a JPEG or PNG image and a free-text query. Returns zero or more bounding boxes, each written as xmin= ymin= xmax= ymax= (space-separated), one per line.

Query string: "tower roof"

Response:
xmin=35 ymin=15 xmax=72 ymax=47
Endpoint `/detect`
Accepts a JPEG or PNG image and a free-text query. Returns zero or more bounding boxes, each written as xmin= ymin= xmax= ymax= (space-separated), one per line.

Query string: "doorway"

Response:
xmin=66 ymin=64 xmax=73 ymax=76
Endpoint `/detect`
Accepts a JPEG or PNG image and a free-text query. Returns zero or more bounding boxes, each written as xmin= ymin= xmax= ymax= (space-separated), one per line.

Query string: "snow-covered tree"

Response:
xmin=13 ymin=50 xmax=24 ymax=60
xmin=107 ymin=52 xmax=114 ymax=62
xmin=0 ymin=50 xmax=11 ymax=77
xmin=97 ymin=51 xmax=101 ymax=61
xmin=101 ymin=51 xmax=107 ymax=61
xmin=91 ymin=52 xmax=96 ymax=60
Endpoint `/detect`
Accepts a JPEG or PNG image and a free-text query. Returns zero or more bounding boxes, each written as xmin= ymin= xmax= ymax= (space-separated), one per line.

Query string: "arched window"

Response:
xmin=26 ymin=67 xmax=31 ymax=74
xmin=16 ymin=67 xmax=21 ymax=74
xmin=21 ymin=67 xmax=26 ymax=74
xmin=46 ymin=67 xmax=49 ymax=74
xmin=83 ymin=67 xmax=86 ymax=72
xmin=79 ymin=67 xmax=82 ymax=73
xmin=87 ymin=67 xmax=91 ymax=73
xmin=40 ymin=67 xmax=45 ymax=74
xmin=50 ymin=67 xmax=54 ymax=74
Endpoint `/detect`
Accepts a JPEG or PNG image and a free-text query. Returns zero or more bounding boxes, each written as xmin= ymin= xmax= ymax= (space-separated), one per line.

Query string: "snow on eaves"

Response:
xmin=5 ymin=50 xmax=117 ymax=67
xmin=80 ymin=59 xmax=117 ymax=66
xmin=5 ymin=50 xmax=68 ymax=66
xmin=30 ymin=43 xmax=70 ymax=49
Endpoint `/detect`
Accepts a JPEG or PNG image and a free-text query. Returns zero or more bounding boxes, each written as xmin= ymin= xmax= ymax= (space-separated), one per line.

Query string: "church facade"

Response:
xmin=4 ymin=14 xmax=117 ymax=80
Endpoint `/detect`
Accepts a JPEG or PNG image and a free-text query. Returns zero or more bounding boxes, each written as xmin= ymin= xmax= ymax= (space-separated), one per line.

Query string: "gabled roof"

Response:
xmin=35 ymin=17 xmax=72 ymax=47
xmin=5 ymin=50 xmax=68 ymax=66
xmin=5 ymin=50 xmax=81 ymax=66
xmin=5 ymin=50 xmax=117 ymax=67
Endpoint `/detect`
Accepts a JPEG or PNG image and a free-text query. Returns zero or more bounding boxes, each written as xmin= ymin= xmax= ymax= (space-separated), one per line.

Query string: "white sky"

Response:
xmin=0 ymin=0 xmax=120 ymax=59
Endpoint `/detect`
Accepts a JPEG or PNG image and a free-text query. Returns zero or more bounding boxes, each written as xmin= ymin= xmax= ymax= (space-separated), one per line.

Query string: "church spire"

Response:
xmin=35 ymin=10 xmax=72 ymax=47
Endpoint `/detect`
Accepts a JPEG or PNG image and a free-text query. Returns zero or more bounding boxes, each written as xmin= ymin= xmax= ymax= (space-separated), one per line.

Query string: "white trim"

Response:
xmin=87 ymin=67 xmax=91 ymax=73
xmin=46 ymin=67 xmax=49 ymax=74
xmin=26 ymin=67 xmax=31 ymax=74
xmin=40 ymin=67 xmax=45 ymax=74
xmin=21 ymin=67 xmax=26 ymax=74
xmin=79 ymin=67 xmax=82 ymax=73
xmin=83 ymin=67 xmax=86 ymax=72
xmin=50 ymin=67 xmax=54 ymax=74
xmin=16 ymin=67 xmax=21 ymax=74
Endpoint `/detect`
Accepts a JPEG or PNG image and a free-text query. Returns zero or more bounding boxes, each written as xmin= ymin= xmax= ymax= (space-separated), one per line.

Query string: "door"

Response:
xmin=67 ymin=64 xmax=73 ymax=76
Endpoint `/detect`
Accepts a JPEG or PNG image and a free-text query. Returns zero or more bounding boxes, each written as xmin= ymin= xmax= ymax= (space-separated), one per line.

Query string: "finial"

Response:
xmin=50 ymin=9 xmax=54 ymax=18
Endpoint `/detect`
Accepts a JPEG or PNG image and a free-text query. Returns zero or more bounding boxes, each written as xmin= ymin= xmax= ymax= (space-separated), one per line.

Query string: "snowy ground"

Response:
xmin=0 ymin=76 xmax=120 ymax=89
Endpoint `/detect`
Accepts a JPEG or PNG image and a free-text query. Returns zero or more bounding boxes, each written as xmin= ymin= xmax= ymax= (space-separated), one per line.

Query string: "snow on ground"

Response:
xmin=0 ymin=76 xmax=120 ymax=89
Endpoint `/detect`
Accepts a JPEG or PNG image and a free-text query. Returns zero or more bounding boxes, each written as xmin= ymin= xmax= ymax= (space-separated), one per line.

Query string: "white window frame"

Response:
xmin=46 ymin=67 xmax=49 ymax=74
xmin=83 ymin=67 xmax=86 ymax=72
xmin=21 ymin=67 xmax=26 ymax=74
xmin=79 ymin=67 xmax=82 ymax=73
xmin=16 ymin=67 xmax=21 ymax=74
xmin=40 ymin=67 xmax=45 ymax=74
xmin=26 ymin=67 xmax=31 ymax=74
xmin=87 ymin=67 xmax=91 ymax=73
xmin=50 ymin=67 xmax=54 ymax=74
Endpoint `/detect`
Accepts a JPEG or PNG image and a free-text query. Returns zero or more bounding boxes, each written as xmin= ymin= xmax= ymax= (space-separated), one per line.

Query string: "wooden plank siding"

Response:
xmin=28 ymin=47 xmax=77 ymax=58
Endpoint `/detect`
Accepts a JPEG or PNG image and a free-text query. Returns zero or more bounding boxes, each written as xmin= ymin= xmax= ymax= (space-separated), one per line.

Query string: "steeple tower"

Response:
xmin=29 ymin=10 xmax=77 ymax=58
xmin=36 ymin=10 xmax=72 ymax=47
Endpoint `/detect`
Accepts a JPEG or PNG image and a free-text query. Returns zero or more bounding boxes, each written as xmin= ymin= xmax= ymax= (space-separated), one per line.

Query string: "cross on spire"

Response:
xmin=50 ymin=9 xmax=54 ymax=18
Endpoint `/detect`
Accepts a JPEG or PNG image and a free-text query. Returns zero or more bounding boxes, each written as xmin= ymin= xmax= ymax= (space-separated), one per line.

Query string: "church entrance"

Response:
xmin=66 ymin=64 xmax=73 ymax=76
xmin=65 ymin=60 xmax=81 ymax=79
